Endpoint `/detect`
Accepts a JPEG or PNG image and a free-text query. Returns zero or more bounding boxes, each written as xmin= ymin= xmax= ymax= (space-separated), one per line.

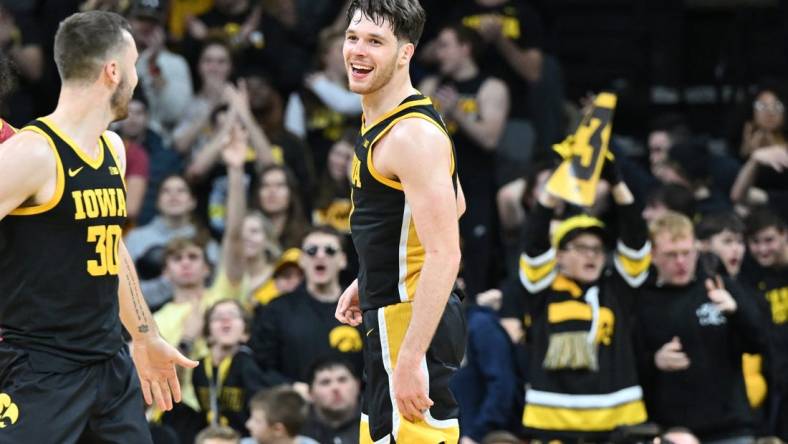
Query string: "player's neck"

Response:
xmin=48 ymin=85 xmax=113 ymax=148
xmin=452 ymin=60 xmax=478 ymax=82
xmin=361 ymin=73 xmax=418 ymax=124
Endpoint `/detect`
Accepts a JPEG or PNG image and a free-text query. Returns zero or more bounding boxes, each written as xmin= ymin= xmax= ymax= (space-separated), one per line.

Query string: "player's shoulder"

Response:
xmin=103 ymin=130 xmax=125 ymax=153
xmin=389 ymin=115 xmax=447 ymax=144
xmin=1 ymin=128 xmax=56 ymax=162
xmin=386 ymin=115 xmax=450 ymax=158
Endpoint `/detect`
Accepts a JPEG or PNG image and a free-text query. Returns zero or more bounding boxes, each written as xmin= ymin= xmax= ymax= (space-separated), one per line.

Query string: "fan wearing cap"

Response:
xmin=517 ymin=154 xmax=651 ymax=440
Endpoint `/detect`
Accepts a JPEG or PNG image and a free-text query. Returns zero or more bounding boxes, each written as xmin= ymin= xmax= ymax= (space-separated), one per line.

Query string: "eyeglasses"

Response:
xmin=564 ymin=243 xmax=605 ymax=256
xmin=304 ymin=245 xmax=339 ymax=257
xmin=754 ymin=100 xmax=784 ymax=113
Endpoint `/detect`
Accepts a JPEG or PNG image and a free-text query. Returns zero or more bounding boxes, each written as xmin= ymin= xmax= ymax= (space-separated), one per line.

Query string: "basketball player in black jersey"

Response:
xmin=334 ymin=1 xmax=467 ymax=443
xmin=0 ymin=11 xmax=197 ymax=443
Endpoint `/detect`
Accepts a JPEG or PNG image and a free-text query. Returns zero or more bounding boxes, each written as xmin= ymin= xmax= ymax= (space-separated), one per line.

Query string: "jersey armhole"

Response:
xmin=367 ymin=113 xmax=454 ymax=191
xmin=8 ymin=126 xmax=66 ymax=216
xmin=102 ymin=132 xmax=127 ymax=191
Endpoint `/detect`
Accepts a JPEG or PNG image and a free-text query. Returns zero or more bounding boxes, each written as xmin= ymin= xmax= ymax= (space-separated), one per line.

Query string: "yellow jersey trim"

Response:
xmin=367 ymin=113 xmax=453 ymax=191
xmin=39 ymin=117 xmax=104 ymax=169
xmin=102 ymin=132 xmax=127 ymax=191
xmin=361 ymin=97 xmax=433 ymax=136
xmin=9 ymin=126 xmax=65 ymax=216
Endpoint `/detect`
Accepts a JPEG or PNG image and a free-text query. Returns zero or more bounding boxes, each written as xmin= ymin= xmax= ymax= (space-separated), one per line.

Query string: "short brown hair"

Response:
xmin=346 ymin=0 xmax=427 ymax=45
xmin=194 ymin=425 xmax=240 ymax=444
xmin=249 ymin=386 xmax=307 ymax=437
xmin=54 ymin=11 xmax=132 ymax=82
xmin=649 ymin=211 xmax=694 ymax=242
xmin=745 ymin=205 xmax=786 ymax=239
xmin=163 ymin=237 xmax=207 ymax=263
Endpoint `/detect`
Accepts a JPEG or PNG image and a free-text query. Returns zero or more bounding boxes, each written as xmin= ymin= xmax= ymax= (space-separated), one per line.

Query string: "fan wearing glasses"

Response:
xmin=516 ymin=155 xmax=652 ymax=440
xmin=250 ymin=226 xmax=364 ymax=400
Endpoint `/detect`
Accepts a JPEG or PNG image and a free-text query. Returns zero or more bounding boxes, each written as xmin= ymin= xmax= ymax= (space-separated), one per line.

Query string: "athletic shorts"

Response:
xmin=360 ymin=293 xmax=466 ymax=444
xmin=0 ymin=343 xmax=152 ymax=444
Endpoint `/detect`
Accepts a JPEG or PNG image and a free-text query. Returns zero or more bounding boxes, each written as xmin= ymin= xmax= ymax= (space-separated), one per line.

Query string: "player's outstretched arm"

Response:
xmin=107 ymin=131 xmax=199 ymax=411
xmin=118 ymin=240 xmax=198 ymax=411
xmin=376 ymin=119 xmax=461 ymax=422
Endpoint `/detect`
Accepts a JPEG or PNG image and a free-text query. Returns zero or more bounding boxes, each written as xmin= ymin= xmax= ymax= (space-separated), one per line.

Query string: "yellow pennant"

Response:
xmin=546 ymin=93 xmax=617 ymax=207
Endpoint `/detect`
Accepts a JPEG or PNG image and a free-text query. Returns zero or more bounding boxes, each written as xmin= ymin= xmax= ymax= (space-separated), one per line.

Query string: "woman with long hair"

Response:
xmin=256 ymin=164 xmax=310 ymax=249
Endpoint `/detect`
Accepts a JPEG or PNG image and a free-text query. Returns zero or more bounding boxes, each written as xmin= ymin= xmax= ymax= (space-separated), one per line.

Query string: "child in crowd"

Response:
xmin=242 ymin=387 xmax=319 ymax=444
xmin=193 ymin=299 xmax=282 ymax=436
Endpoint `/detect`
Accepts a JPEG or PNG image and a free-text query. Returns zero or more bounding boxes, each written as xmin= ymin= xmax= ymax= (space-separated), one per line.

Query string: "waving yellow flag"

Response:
xmin=546 ymin=93 xmax=617 ymax=207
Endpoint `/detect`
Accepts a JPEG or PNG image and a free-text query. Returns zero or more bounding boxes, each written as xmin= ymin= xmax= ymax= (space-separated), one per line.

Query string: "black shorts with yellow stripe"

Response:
xmin=360 ymin=294 xmax=466 ymax=444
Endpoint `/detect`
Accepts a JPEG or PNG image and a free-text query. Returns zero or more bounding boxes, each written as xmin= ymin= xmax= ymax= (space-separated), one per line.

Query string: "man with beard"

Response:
xmin=0 ymin=11 xmax=196 ymax=443
xmin=334 ymin=1 xmax=467 ymax=442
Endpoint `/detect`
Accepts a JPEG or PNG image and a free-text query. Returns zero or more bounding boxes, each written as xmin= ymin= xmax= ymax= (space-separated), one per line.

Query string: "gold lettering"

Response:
xmin=351 ymin=154 xmax=362 ymax=188
xmin=94 ymin=188 xmax=115 ymax=217
xmin=116 ymin=189 xmax=127 ymax=217
xmin=72 ymin=191 xmax=86 ymax=220
xmin=83 ymin=190 xmax=99 ymax=218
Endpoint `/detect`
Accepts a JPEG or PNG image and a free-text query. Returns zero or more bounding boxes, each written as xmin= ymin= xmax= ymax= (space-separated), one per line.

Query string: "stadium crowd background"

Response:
xmin=0 ymin=0 xmax=787 ymax=443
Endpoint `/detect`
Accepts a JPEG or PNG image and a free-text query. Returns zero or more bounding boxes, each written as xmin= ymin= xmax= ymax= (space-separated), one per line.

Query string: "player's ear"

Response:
xmin=103 ymin=59 xmax=121 ymax=86
xmin=399 ymin=41 xmax=415 ymax=66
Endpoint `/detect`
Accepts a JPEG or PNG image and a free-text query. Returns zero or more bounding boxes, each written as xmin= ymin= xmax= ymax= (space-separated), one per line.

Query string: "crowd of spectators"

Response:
xmin=1 ymin=0 xmax=786 ymax=443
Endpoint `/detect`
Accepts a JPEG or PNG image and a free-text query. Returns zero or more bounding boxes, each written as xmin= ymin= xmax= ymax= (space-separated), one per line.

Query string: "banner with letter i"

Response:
xmin=546 ymin=93 xmax=617 ymax=207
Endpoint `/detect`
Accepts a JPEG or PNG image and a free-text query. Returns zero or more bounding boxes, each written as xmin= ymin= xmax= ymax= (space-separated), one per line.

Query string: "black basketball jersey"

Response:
xmin=0 ymin=118 xmax=127 ymax=372
xmin=349 ymin=94 xmax=458 ymax=311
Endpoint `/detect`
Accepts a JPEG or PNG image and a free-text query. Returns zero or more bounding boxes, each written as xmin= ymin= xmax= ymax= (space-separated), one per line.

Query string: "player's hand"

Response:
xmin=654 ymin=336 xmax=690 ymax=372
xmin=335 ymin=279 xmax=362 ymax=326
xmin=131 ymin=336 xmax=198 ymax=411
xmin=460 ymin=437 xmax=480 ymax=444
xmin=705 ymin=275 xmax=737 ymax=314
xmin=392 ymin=354 xmax=433 ymax=422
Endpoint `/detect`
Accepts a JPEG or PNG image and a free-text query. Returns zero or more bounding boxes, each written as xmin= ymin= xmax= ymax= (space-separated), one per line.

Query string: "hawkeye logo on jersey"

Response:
xmin=0 ymin=393 xmax=19 ymax=428
xmin=72 ymin=188 xmax=127 ymax=220
xmin=108 ymin=166 xmax=120 ymax=175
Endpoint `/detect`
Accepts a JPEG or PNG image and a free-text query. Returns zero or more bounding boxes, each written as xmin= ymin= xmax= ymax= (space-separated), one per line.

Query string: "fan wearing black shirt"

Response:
xmin=249 ymin=227 xmax=364 ymax=395
xmin=635 ymin=212 xmax=767 ymax=442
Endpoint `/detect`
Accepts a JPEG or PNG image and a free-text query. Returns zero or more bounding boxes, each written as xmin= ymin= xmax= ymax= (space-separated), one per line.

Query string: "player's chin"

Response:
xmin=348 ymin=80 xmax=373 ymax=94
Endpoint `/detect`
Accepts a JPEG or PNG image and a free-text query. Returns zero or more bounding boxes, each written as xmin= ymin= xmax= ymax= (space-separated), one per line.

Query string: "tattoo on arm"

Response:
xmin=122 ymin=254 xmax=149 ymax=334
